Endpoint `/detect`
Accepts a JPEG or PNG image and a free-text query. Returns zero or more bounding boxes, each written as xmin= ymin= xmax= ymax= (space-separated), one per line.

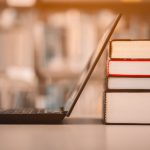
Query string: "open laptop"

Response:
xmin=0 ymin=14 xmax=121 ymax=124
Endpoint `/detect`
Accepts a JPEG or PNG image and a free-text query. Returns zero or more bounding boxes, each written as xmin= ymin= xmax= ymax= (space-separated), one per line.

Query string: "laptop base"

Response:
xmin=0 ymin=113 xmax=66 ymax=124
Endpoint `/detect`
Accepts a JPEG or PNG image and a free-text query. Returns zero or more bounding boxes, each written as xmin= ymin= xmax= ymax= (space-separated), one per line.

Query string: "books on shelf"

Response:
xmin=107 ymin=77 xmax=150 ymax=90
xmin=110 ymin=40 xmax=150 ymax=59
xmin=65 ymin=10 xmax=97 ymax=72
xmin=108 ymin=60 xmax=150 ymax=77
xmin=104 ymin=91 xmax=150 ymax=124
xmin=5 ymin=26 xmax=36 ymax=84
xmin=45 ymin=13 xmax=66 ymax=71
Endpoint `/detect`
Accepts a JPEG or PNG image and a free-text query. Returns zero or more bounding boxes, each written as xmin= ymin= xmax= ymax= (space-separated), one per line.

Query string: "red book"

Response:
xmin=108 ymin=59 xmax=150 ymax=77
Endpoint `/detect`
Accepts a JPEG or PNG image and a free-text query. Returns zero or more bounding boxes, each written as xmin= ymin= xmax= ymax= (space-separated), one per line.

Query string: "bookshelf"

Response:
xmin=0 ymin=0 xmax=150 ymax=15
xmin=0 ymin=1 xmax=150 ymax=15
xmin=36 ymin=1 xmax=150 ymax=14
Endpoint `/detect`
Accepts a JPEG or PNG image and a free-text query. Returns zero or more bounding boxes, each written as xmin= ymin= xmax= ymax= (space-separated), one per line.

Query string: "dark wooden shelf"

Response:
xmin=0 ymin=1 xmax=150 ymax=15
xmin=36 ymin=1 xmax=150 ymax=16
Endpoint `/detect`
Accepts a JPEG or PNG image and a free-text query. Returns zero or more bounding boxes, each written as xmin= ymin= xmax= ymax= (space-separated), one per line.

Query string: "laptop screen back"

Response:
xmin=64 ymin=14 xmax=121 ymax=116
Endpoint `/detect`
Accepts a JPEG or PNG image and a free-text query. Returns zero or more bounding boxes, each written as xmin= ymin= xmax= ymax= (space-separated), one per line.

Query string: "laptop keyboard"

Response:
xmin=0 ymin=108 xmax=62 ymax=114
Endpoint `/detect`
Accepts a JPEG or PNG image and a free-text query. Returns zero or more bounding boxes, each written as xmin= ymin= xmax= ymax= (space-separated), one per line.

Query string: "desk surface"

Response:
xmin=0 ymin=118 xmax=149 ymax=150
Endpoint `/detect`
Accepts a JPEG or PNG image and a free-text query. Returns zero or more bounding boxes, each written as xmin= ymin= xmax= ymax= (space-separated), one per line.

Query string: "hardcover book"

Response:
xmin=108 ymin=60 xmax=150 ymax=77
xmin=107 ymin=77 xmax=150 ymax=90
xmin=110 ymin=40 xmax=150 ymax=59
xmin=104 ymin=91 xmax=150 ymax=124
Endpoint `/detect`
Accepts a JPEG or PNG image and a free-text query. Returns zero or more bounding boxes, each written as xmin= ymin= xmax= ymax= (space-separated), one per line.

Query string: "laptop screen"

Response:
xmin=65 ymin=14 xmax=121 ymax=116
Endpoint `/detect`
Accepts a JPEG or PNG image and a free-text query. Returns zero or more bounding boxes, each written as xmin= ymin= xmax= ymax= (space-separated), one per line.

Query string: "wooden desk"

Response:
xmin=0 ymin=118 xmax=149 ymax=150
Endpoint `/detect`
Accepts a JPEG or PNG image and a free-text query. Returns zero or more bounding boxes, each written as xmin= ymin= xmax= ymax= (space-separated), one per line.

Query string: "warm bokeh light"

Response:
xmin=7 ymin=0 xmax=36 ymax=7
xmin=121 ymin=0 xmax=142 ymax=2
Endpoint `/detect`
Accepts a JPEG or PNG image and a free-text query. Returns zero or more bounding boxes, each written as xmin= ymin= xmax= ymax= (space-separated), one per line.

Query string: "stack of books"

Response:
xmin=104 ymin=40 xmax=150 ymax=124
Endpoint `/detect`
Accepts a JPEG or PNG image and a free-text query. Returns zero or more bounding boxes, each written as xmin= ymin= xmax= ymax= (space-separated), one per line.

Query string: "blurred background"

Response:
xmin=0 ymin=0 xmax=149 ymax=118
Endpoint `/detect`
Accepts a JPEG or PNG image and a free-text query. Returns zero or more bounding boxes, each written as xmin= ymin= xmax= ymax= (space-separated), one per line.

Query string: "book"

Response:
xmin=44 ymin=13 xmax=66 ymax=71
xmin=65 ymin=10 xmax=82 ymax=72
xmin=110 ymin=40 xmax=150 ymax=59
xmin=65 ymin=10 xmax=97 ymax=72
xmin=5 ymin=26 xmax=36 ymax=84
xmin=107 ymin=77 xmax=150 ymax=90
xmin=104 ymin=91 xmax=150 ymax=124
xmin=108 ymin=60 xmax=150 ymax=77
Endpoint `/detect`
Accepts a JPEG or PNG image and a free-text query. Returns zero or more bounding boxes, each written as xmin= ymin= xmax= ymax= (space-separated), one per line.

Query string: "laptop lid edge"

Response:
xmin=66 ymin=14 xmax=122 ymax=117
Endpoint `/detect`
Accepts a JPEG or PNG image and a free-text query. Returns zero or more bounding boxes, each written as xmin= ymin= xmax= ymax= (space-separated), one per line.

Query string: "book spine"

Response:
xmin=109 ymin=40 xmax=112 ymax=59
xmin=103 ymin=91 xmax=107 ymax=124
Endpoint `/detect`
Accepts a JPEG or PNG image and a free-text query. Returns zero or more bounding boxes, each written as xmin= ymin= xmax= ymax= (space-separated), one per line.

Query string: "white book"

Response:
xmin=105 ymin=92 xmax=150 ymax=124
xmin=108 ymin=77 xmax=150 ymax=89
xmin=110 ymin=40 xmax=150 ymax=59
xmin=108 ymin=60 xmax=150 ymax=76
